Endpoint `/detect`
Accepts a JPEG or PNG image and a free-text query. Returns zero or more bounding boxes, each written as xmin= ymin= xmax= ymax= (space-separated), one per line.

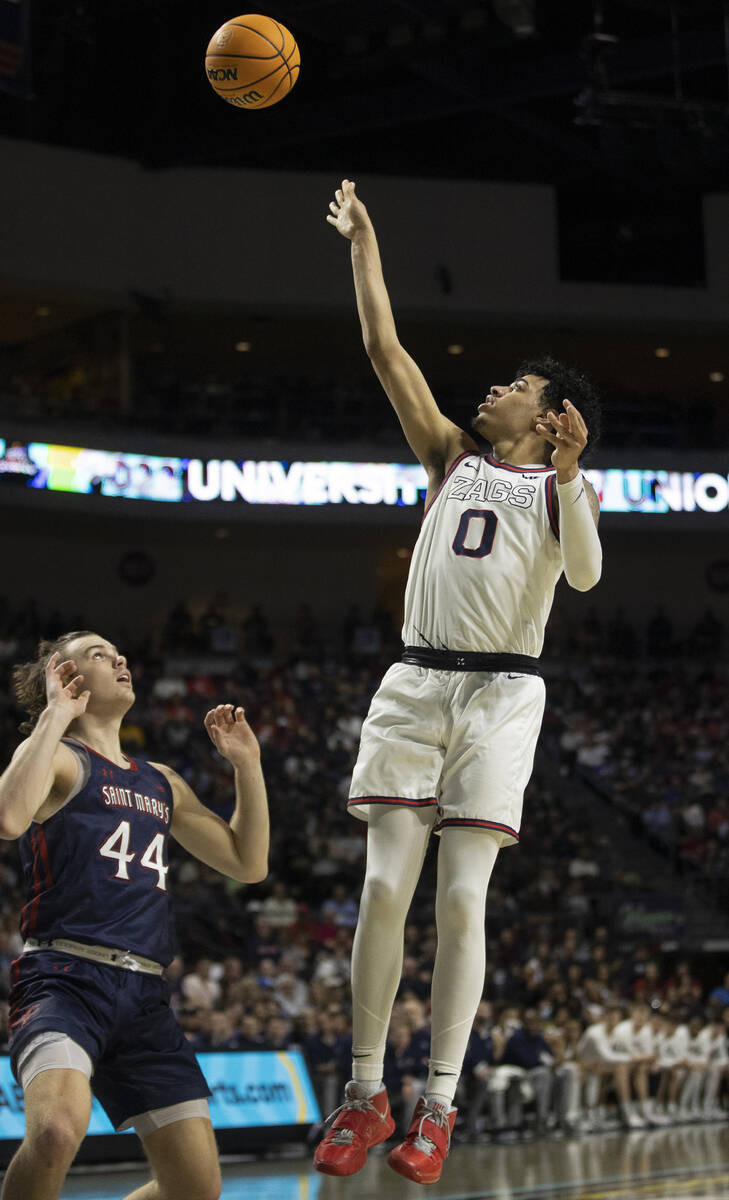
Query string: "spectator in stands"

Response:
xmin=383 ymin=1018 xmax=428 ymax=1137
xmin=577 ymin=1005 xmax=636 ymax=1129
xmin=458 ymin=1001 xmax=504 ymax=1143
xmin=260 ymin=880 xmax=298 ymax=928
xmin=709 ymin=971 xmax=729 ymax=1009
xmin=305 ymin=1008 xmax=348 ymax=1118
xmin=491 ymin=1009 xmax=555 ymax=1139
xmin=181 ymin=956 xmax=222 ymax=1010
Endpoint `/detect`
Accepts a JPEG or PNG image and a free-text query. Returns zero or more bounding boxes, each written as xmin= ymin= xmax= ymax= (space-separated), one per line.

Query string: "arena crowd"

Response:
xmin=0 ymin=598 xmax=727 ymax=1141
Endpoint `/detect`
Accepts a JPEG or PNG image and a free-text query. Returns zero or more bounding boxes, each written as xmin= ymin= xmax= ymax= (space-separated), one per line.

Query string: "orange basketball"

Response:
xmin=205 ymin=14 xmax=300 ymax=110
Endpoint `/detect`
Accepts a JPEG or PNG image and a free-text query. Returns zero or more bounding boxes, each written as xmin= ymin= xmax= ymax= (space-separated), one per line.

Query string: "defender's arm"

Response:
xmin=164 ymin=704 xmax=268 ymax=884
xmin=0 ymin=654 xmax=85 ymax=839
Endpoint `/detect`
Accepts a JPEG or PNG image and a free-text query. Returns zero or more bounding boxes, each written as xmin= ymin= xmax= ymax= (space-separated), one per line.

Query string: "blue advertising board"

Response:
xmin=0 ymin=1051 xmax=320 ymax=1140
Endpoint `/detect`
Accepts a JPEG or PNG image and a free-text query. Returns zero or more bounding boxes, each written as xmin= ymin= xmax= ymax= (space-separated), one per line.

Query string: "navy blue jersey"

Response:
xmin=17 ymin=739 xmax=175 ymax=965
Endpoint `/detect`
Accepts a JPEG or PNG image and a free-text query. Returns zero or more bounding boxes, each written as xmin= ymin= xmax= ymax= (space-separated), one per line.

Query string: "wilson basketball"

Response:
xmin=205 ymin=14 xmax=300 ymax=109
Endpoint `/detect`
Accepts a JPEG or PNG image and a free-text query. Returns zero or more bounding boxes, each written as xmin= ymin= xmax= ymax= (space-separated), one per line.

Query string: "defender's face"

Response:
xmin=473 ymin=374 xmax=549 ymax=440
xmin=62 ymin=633 xmax=135 ymax=713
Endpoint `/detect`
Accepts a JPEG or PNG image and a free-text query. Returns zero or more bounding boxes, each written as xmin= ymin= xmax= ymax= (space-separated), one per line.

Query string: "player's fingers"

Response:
xmin=46 ymin=652 xmax=60 ymax=671
xmin=203 ymin=710 xmax=218 ymax=731
xmin=565 ymin=401 xmax=587 ymax=436
xmin=335 ymin=189 xmax=344 ymax=204
xmin=325 ymin=215 xmax=338 ymax=226
xmin=546 ymin=410 xmax=569 ymax=430
xmin=65 ymin=673 xmax=85 ymax=694
xmin=329 ymin=201 xmax=339 ymax=215
xmin=536 ymin=424 xmax=559 ymax=445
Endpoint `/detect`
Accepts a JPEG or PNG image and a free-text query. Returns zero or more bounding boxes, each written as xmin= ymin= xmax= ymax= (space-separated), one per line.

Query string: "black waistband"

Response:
xmin=401 ymin=646 xmax=542 ymax=675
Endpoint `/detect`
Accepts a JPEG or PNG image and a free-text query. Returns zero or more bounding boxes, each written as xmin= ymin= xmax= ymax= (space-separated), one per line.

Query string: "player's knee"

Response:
xmin=438 ymin=880 xmax=484 ymax=938
xmin=361 ymin=872 xmax=403 ymax=920
xmin=28 ymin=1116 xmax=83 ymax=1170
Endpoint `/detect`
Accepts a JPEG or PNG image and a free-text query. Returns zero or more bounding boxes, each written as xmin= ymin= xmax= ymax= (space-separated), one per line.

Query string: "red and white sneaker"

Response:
xmin=387 ymin=1098 xmax=457 ymax=1185
xmin=313 ymin=1083 xmax=395 ymax=1177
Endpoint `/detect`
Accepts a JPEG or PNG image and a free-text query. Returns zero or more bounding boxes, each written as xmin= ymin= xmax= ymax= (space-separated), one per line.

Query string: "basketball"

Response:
xmin=205 ymin=14 xmax=300 ymax=109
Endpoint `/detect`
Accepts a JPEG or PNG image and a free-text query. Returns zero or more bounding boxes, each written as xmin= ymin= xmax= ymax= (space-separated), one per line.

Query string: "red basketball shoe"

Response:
xmin=313 ymin=1083 xmax=395 ymax=1176
xmin=387 ymin=1098 xmax=457 ymax=1184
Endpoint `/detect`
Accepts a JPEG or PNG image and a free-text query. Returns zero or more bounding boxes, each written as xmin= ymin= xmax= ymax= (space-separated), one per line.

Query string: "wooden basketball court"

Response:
xmin=54 ymin=1123 xmax=729 ymax=1199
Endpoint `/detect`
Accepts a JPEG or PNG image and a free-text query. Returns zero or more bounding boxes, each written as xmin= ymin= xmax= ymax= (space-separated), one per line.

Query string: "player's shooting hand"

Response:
xmin=204 ymin=704 xmax=261 ymax=766
xmin=326 ymin=179 xmax=370 ymax=241
xmin=45 ymin=652 xmax=91 ymax=723
xmin=536 ymin=399 xmax=588 ymax=480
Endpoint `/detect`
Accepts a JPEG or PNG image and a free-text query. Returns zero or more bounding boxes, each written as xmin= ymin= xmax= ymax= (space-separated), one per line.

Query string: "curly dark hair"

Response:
xmin=12 ymin=631 xmax=94 ymax=736
xmin=515 ymin=354 xmax=602 ymax=465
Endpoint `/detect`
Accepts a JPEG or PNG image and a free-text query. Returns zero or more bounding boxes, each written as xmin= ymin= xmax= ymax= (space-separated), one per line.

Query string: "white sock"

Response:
xmin=349 ymin=1078 xmax=383 ymax=1098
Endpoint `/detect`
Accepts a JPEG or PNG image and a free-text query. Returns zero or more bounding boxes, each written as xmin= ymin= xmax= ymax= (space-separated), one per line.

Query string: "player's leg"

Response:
xmin=314 ymin=803 xmax=435 ymax=1176
xmin=388 ymin=827 xmax=499 ymax=1183
xmin=351 ymin=804 xmax=436 ymax=1083
xmin=122 ymin=1116 xmax=220 ymax=1200
xmin=426 ymin=827 xmax=499 ymax=1103
xmin=1 ymin=1067 xmax=92 ymax=1200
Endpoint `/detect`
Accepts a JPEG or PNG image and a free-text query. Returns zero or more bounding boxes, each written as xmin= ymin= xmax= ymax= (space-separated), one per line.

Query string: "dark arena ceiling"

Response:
xmin=2 ymin=0 xmax=729 ymax=192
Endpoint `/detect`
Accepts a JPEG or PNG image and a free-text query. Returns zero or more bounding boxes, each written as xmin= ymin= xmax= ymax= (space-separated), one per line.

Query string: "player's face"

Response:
xmin=472 ymin=374 xmax=549 ymax=440
xmin=63 ymin=633 xmax=135 ymax=714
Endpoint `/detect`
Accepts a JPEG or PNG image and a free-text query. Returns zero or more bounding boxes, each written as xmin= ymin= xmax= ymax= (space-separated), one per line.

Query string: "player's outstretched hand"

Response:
xmin=45 ymin=652 xmax=91 ymax=723
xmin=536 ymin=399 xmax=588 ymax=477
xmin=326 ymin=179 xmax=370 ymax=240
xmin=204 ymin=704 xmax=261 ymax=766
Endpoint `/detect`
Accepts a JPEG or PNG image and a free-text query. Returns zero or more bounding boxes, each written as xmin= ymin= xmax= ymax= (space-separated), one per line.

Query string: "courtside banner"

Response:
xmin=1 ymin=437 xmax=728 ymax=515
xmin=0 ymin=1051 xmax=319 ymax=1138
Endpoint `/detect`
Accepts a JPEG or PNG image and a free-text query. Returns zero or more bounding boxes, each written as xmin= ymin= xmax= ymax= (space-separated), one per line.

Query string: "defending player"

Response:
xmin=315 ymin=180 xmax=602 ymax=1184
xmin=0 ymin=631 xmax=269 ymax=1200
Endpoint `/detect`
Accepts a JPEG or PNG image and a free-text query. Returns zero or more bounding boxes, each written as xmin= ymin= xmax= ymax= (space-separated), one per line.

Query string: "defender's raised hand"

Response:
xmin=45 ymin=652 xmax=91 ymax=722
xmin=326 ymin=179 xmax=370 ymax=241
xmin=204 ymin=704 xmax=261 ymax=766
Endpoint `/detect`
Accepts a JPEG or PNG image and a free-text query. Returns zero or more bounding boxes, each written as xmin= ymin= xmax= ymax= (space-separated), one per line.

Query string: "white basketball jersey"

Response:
xmin=403 ymin=453 xmax=563 ymax=656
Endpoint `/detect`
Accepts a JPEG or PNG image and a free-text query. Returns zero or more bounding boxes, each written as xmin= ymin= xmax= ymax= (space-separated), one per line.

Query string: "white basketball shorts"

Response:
xmin=348 ymin=662 xmax=546 ymax=846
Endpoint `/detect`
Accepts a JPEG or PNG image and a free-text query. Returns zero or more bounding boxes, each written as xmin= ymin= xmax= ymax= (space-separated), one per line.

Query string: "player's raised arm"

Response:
xmin=327 ymin=179 xmax=476 ymax=478
xmin=0 ymin=654 xmax=85 ymax=840
xmin=162 ymin=704 xmax=269 ymax=884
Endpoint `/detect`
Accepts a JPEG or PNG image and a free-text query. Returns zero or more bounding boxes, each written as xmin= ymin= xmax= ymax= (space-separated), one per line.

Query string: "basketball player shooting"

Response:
xmin=0 ymin=633 xmax=269 ymax=1200
xmin=315 ymin=180 xmax=603 ymax=1185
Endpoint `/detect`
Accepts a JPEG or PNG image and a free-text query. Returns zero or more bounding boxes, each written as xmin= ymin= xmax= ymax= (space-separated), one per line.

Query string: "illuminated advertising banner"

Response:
xmin=0 ymin=437 xmax=727 ymax=514
xmin=0 ymin=1051 xmax=320 ymax=1139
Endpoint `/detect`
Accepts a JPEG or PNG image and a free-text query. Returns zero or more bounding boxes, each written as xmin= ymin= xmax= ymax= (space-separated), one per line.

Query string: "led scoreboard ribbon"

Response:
xmin=0 ymin=438 xmax=727 ymax=514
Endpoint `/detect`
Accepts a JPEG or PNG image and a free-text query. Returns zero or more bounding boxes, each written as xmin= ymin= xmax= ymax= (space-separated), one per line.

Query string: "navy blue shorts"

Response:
xmin=8 ymin=951 xmax=211 ymax=1131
